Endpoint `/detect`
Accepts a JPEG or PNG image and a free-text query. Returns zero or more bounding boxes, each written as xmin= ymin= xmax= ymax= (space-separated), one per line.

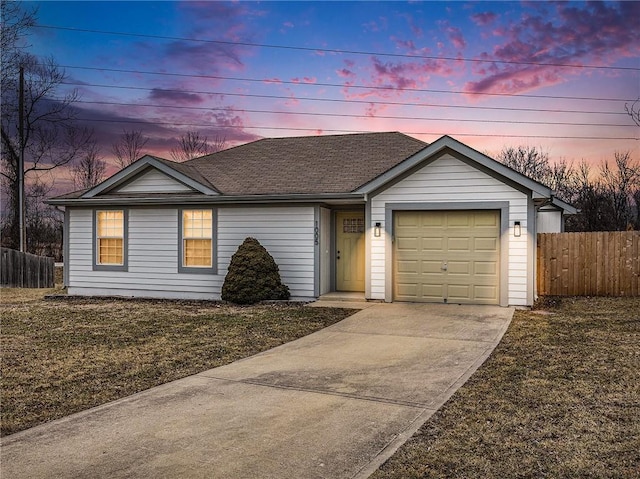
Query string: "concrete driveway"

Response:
xmin=1 ymin=302 xmax=513 ymax=479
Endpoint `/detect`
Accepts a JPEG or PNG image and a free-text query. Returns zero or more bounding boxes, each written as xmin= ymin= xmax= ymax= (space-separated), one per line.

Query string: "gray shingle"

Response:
xmin=186 ymin=132 xmax=427 ymax=195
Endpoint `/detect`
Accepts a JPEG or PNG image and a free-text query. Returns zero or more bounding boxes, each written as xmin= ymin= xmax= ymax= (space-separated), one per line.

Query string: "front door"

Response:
xmin=336 ymin=211 xmax=365 ymax=292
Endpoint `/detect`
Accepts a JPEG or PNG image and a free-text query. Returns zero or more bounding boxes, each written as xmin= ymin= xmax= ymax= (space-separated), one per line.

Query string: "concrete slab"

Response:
xmin=1 ymin=302 xmax=513 ymax=479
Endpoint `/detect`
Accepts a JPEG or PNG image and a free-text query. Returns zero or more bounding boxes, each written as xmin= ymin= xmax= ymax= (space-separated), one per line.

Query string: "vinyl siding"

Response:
xmin=370 ymin=154 xmax=531 ymax=306
xmin=67 ymin=206 xmax=316 ymax=300
xmin=116 ymin=168 xmax=194 ymax=193
xmin=537 ymin=209 xmax=562 ymax=233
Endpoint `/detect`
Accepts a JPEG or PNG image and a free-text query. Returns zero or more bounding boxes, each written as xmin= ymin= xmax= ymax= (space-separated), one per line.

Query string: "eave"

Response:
xmin=47 ymin=192 xmax=366 ymax=207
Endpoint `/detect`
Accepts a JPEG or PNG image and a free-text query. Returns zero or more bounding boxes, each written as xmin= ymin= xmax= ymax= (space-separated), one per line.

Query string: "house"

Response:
xmin=49 ymin=133 xmax=576 ymax=306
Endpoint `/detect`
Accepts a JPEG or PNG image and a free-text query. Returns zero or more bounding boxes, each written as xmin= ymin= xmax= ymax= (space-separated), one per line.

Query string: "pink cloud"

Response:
xmin=362 ymin=16 xmax=388 ymax=33
xmin=466 ymin=2 xmax=640 ymax=95
xmin=439 ymin=21 xmax=466 ymax=50
xmin=291 ymin=77 xmax=317 ymax=84
xmin=471 ymin=12 xmax=497 ymax=26
xmin=336 ymin=68 xmax=355 ymax=79
xmin=263 ymin=78 xmax=283 ymax=84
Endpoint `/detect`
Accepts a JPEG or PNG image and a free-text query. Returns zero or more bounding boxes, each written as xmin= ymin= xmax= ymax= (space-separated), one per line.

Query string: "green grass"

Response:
xmin=0 ymin=288 xmax=355 ymax=436
xmin=373 ymin=296 xmax=640 ymax=479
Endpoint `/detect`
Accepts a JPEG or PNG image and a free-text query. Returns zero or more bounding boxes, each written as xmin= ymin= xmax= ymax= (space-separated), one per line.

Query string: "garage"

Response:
xmin=393 ymin=210 xmax=500 ymax=304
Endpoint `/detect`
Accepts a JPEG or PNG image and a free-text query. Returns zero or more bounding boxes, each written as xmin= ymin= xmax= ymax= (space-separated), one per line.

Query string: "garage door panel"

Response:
xmin=447 ymin=284 xmax=471 ymax=300
xmin=475 ymin=261 xmax=498 ymax=275
xmin=447 ymin=261 xmax=470 ymax=275
xmin=446 ymin=212 xmax=471 ymax=227
xmin=474 ymin=211 xmax=500 ymax=227
xmin=447 ymin=237 xmax=471 ymax=251
xmin=397 ymin=213 xmax=420 ymax=227
xmin=420 ymin=284 xmax=445 ymax=300
xmin=397 ymin=260 xmax=419 ymax=273
xmin=395 ymin=283 xmax=418 ymax=298
xmin=396 ymin=237 xmax=419 ymax=252
xmin=421 ymin=237 xmax=444 ymax=251
xmin=394 ymin=210 xmax=500 ymax=305
xmin=474 ymin=237 xmax=498 ymax=252
xmin=474 ymin=285 xmax=499 ymax=301
xmin=422 ymin=260 xmax=443 ymax=273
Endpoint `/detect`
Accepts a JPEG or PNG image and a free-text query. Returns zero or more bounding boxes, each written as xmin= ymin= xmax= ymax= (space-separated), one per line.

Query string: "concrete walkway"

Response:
xmin=1 ymin=303 xmax=513 ymax=479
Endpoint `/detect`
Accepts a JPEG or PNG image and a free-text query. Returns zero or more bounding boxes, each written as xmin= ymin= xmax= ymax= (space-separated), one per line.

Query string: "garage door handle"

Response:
xmin=441 ymin=262 xmax=448 ymax=271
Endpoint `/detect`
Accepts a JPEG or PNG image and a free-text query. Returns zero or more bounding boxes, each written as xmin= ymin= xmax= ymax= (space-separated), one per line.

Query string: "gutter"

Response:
xmin=47 ymin=192 xmax=366 ymax=207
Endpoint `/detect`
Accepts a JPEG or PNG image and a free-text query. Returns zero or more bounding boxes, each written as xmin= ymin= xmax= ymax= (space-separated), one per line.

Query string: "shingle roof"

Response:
xmin=185 ymin=132 xmax=427 ymax=195
xmin=150 ymin=155 xmax=218 ymax=192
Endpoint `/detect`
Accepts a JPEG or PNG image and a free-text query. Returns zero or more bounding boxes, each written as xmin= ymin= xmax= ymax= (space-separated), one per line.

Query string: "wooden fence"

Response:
xmin=1 ymin=247 xmax=55 ymax=288
xmin=537 ymin=232 xmax=639 ymax=297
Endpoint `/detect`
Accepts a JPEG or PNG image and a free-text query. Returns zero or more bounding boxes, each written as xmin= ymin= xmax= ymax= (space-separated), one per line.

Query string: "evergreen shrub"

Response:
xmin=221 ymin=237 xmax=290 ymax=304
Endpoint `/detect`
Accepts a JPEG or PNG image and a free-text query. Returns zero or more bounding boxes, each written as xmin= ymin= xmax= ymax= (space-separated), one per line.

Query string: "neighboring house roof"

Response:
xmin=48 ymin=132 xmax=575 ymax=213
xmin=185 ymin=132 xmax=427 ymax=195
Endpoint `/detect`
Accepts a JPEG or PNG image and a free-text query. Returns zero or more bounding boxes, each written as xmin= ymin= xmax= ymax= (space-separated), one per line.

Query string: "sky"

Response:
xmin=22 ymin=0 xmax=640 ymax=187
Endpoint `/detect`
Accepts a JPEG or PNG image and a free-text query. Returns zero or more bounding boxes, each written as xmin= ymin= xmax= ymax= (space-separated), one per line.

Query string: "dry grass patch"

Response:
xmin=0 ymin=288 xmax=355 ymax=436
xmin=373 ymin=297 xmax=640 ymax=479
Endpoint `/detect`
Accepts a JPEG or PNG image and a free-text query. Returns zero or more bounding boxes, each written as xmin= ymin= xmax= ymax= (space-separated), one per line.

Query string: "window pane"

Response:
xmin=183 ymin=209 xmax=212 ymax=239
xmin=98 ymin=238 xmax=123 ymax=265
xmin=184 ymin=239 xmax=212 ymax=266
xmin=98 ymin=210 xmax=124 ymax=237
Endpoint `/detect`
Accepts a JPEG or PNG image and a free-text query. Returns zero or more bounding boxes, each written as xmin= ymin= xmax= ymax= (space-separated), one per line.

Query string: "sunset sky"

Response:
xmin=26 ymin=0 xmax=640 ymax=186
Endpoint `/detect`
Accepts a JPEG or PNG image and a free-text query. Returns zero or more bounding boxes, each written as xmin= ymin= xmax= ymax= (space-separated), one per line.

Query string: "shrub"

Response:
xmin=221 ymin=237 xmax=290 ymax=304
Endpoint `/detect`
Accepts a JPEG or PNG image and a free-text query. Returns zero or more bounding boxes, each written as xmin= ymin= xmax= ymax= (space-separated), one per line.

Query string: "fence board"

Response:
xmin=537 ymin=232 xmax=640 ymax=297
xmin=1 ymin=248 xmax=55 ymax=288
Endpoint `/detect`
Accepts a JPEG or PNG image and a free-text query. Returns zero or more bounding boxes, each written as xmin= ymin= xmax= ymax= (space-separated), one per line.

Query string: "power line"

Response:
xmin=73 ymin=117 xmax=640 ymax=140
xmin=35 ymin=24 xmax=640 ymax=72
xmin=53 ymin=63 xmax=633 ymax=102
xmin=60 ymin=81 xmax=629 ymax=116
xmin=68 ymin=99 xmax=633 ymax=128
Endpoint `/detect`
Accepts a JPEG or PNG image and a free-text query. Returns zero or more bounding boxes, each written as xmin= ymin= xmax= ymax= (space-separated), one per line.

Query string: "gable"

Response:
xmin=113 ymin=168 xmax=195 ymax=194
xmin=375 ymin=153 xmax=528 ymax=201
xmin=359 ymin=135 xmax=552 ymax=199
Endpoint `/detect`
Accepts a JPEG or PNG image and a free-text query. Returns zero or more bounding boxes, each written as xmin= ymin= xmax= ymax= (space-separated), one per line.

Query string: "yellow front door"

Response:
xmin=336 ymin=211 xmax=365 ymax=292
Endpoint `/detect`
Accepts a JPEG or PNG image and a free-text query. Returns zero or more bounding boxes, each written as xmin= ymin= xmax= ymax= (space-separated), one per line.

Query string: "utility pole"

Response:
xmin=18 ymin=65 xmax=26 ymax=252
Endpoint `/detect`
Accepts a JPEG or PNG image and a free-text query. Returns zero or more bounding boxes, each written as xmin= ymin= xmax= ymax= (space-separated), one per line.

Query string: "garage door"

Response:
xmin=394 ymin=210 xmax=500 ymax=304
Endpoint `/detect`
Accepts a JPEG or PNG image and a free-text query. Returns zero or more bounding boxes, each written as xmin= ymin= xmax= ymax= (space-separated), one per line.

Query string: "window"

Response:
xmin=94 ymin=209 xmax=127 ymax=271
xmin=181 ymin=209 xmax=214 ymax=270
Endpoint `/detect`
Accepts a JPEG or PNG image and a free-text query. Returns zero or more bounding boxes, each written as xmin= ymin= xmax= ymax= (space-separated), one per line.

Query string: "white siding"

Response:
xmin=67 ymin=206 xmax=316 ymax=300
xmin=116 ymin=168 xmax=194 ymax=193
xmin=370 ymin=154 xmax=531 ymax=306
xmin=537 ymin=209 xmax=562 ymax=233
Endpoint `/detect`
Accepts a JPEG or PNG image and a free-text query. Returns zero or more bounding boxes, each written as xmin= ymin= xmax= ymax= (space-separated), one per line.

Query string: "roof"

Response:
xmin=185 ymin=132 xmax=427 ymax=195
xmin=48 ymin=133 xmax=574 ymax=213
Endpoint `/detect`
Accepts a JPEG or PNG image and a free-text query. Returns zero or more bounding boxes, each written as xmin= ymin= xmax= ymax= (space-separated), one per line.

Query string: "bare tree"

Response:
xmin=625 ymin=98 xmax=640 ymax=127
xmin=111 ymin=129 xmax=149 ymax=169
xmin=600 ymin=151 xmax=640 ymax=230
xmin=24 ymin=179 xmax=62 ymax=258
xmin=170 ymin=131 xmax=226 ymax=162
xmin=1 ymin=1 xmax=93 ymax=251
xmin=72 ymin=143 xmax=107 ymax=190
xmin=496 ymin=145 xmax=577 ymax=202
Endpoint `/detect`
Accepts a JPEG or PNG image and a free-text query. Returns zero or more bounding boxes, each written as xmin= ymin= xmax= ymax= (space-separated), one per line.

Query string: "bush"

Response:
xmin=221 ymin=237 xmax=290 ymax=304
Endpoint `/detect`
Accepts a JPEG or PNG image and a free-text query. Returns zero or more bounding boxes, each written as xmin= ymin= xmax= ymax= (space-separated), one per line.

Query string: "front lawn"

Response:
xmin=0 ymin=288 xmax=355 ymax=436
xmin=373 ymin=296 xmax=640 ymax=478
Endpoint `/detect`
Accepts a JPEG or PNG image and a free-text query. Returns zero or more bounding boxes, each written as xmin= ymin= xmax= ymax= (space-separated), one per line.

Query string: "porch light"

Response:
xmin=374 ymin=222 xmax=382 ymax=237
xmin=514 ymin=221 xmax=521 ymax=237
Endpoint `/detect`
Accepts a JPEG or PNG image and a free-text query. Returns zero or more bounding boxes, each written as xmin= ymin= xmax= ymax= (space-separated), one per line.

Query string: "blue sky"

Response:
xmin=24 ymin=1 xmax=640 ymax=182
